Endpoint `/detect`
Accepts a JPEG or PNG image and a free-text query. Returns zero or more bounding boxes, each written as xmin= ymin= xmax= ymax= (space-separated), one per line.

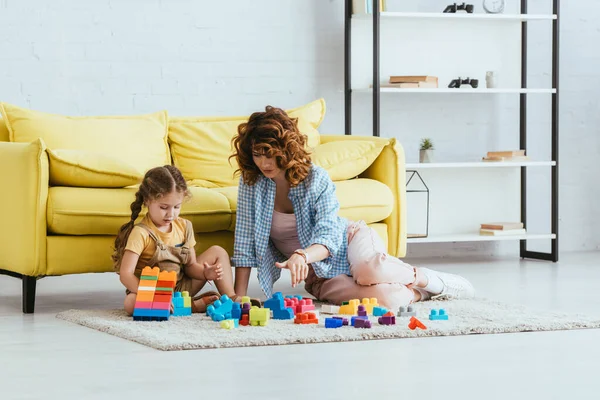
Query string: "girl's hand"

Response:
xmin=170 ymin=301 xmax=175 ymax=314
xmin=275 ymin=254 xmax=308 ymax=287
xmin=203 ymin=261 xmax=223 ymax=281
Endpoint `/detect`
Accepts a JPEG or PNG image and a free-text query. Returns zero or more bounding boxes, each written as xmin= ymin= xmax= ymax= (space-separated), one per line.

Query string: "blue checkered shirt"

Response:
xmin=232 ymin=165 xmax=350 ymax=297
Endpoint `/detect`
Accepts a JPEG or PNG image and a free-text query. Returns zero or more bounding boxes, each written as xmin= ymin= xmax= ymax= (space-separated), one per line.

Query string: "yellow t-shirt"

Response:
xmin=124 ymin=215 xmax=196 ymax=272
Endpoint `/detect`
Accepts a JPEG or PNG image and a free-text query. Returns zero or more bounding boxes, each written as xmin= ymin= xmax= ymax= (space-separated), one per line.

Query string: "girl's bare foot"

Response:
xmin=191 ymin=292 xmax=220 ymax=313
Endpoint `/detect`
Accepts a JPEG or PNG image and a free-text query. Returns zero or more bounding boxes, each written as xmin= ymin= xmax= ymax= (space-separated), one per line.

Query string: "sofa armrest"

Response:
xmin=319 ymin=135 xmax=406 ymax=257
xmin=0 ymin=139 xmax=49 ymax=276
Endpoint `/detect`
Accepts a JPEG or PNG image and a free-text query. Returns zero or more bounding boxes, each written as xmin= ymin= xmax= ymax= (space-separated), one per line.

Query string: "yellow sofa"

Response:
xmin=0 ymin=99 xmax=406 ymax=313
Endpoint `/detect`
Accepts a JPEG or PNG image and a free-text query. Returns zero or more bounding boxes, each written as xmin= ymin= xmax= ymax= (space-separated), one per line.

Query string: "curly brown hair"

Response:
xmin=111 ymin=165 xmax=190 ymax=271
xmin=231 ymin=106 xmax=311 ymax=186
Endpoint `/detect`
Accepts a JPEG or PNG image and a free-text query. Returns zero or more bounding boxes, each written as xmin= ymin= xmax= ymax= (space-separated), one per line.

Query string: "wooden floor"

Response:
xmin=1 ymin=253 xmax=599 ymax=399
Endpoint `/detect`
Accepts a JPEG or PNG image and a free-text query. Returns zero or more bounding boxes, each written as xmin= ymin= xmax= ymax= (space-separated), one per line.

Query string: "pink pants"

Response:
xmin=305 ymin=221 xmax=417 ymax=310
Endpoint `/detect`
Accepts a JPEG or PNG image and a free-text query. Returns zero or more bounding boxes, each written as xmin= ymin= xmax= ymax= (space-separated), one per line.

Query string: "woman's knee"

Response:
xmin=351 ymin=253 xmax=386 ymax=285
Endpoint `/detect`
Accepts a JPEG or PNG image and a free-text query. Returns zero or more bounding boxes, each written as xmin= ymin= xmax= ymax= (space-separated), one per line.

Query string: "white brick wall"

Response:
xmin=0 ymin=0 xmax=598 ymax=256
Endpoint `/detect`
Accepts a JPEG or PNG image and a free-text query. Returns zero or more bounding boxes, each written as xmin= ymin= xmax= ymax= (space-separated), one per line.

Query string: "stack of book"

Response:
xmin=482 ymin=150 xmax=530 ymax=162
xmin=480 ymin=222 xmax=526 ymax=236
xmin=383 ymin=75 xmax=439 ymax=89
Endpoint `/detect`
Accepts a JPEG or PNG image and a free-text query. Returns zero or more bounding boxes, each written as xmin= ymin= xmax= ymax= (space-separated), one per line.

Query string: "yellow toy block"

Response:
xmin=249 ymin=307 xmax=270 ymax=326
xmin=241 ymin=296 xmax=251 ymax=305
xmin=361 ymin=298 xmax=379 ymax=315
xmin=182 ymin=291 xmax=191 ymax=308
xmin=220 ymin=320 xmax=236 ymax=330
xmin=339 ymin=299 xmax=360 ymax=315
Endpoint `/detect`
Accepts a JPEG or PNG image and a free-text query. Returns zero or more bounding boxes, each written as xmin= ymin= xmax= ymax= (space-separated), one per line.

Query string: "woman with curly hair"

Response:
xmin=230 ymin=106 xmax=475 ymax=310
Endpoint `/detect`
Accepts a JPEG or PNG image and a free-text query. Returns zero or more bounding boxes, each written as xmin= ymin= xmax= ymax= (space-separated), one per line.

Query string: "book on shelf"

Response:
xmin=389 ymin=75 xmax=438 ymax=84
xmin=482 ymin=155 xmax=530 ymax=162
xmin=482 ymin=150 xmax=528 ymax=162
xmin=353 ymin=0 xmax=386 ymax=14
xmin=480 ymin=228 xmax=527 ymax=236
xmin=480 ymin=222 xmax=524 ymax=230
xmin=382 ymin=81 xmax=438 ymax=89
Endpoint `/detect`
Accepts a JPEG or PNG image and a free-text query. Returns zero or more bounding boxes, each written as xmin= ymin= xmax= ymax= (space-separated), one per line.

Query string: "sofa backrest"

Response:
xmin=0 ymin=117 xmax=8 ymax=142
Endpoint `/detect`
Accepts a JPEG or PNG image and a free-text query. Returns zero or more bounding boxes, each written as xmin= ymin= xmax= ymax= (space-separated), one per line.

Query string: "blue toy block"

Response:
xmin=133 ymin=308 xmax=170 ymax=321
xmin=429 ymin=309 xmax=449 ymax=321
xmin=373 ymin=306 xmax=388 ymax=317
xmin=285 ymin=295 xmax=303 ymax=301
xmin=172 ymin=292 xmax=184 ymax=308
xmin=264 ymin=292 xmax=294 ymax=320
xmin=350 ymin=316 xmax=368 ymax=327
xmin=273 ymin=308 xmax=294 ymax=320
xmin=172 ymin=307 xmax=192 ymax=317
xmin=231 ymin=303 xmax=242 ymax=320
xmin=325 ymin=318 xmax=343 ymax=329
xmin=206 ymin=294 xmax=234 ymax=322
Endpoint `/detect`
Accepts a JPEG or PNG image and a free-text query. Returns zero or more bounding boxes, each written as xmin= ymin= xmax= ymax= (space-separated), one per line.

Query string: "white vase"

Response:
xmin=419 ymin=149 xmax=433 ymax=163
xmin=486 ymin=71 xmax=498 ymax=88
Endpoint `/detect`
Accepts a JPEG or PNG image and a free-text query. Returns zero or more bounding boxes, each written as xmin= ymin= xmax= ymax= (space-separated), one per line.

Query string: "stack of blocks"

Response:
xmin=132 ymin=267 xmax=177 ymax=321
xmin=172 ymin=291 xmax=192 ymax=317
xmin=284 ymin=297 xmax=315 ymax=314
xmin=264 ymin=292 xmax=295 ymax=320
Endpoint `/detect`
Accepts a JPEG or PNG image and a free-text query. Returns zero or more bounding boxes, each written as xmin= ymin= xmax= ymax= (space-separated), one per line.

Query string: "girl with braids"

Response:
xmin=231 ymin=106 xmax=475 ymax=312
xmin=113 ymin=165 xmax=241 ymax=315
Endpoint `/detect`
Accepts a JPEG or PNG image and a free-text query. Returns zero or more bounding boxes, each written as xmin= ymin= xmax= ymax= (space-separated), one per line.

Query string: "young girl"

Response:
xmin=231 ymin=106 xmax=475 ymax=312
xmin=112 ymin=165 xmax=240 ymax=315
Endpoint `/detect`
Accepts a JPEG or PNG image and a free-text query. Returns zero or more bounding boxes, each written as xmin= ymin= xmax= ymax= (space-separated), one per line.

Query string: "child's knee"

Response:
xmin=208 ymin=245 xmax=229 ymax=259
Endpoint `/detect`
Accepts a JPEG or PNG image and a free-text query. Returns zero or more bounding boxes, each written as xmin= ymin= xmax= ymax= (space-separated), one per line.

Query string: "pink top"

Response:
xmin=270 ymin=210 xmax=302 ymax=259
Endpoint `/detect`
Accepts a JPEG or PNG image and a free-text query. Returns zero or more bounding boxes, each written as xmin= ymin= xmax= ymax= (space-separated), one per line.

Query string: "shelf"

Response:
xmin=352 ymin=12 xmax=557 ymax=21
xmin=406 ymin=161 xmax=556 ymax=169
xmin=407 ymin=233 xmax=556 ymax=244
xmin=353 ymin=88 xmax=556 ymax=94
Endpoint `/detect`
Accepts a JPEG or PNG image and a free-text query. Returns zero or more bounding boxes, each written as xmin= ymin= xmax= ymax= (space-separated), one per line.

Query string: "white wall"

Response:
xmin=0 ymin=0 xmax=598 ymax=257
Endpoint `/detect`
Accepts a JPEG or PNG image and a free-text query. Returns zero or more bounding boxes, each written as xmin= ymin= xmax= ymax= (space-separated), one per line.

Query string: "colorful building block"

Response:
xmin=398 ymin=305 xmax=416 ymax=317
xmin=285 ymin=295 xmax=303 ymax=301
xmin=320 ymin=304 xmax=340 ymax=314
xmin=284 ymin=297 xmax=315 ymax=314
xmin=360 ymin=298 xmax=379 ymax=314
xmin=206 ymin=294 xmax=234 ymax=322
xmin=171 ymin=291 xmax=192 ymax=317
xmin=264 ymin=292 xmax=295 ymax=319
xmin=231 ymin=302 xmax=242 ymax=320
xmin=220 ymin=319 xmax=239 ymax=329
xmin=333 ymin=316 xmax=349 ymax=326
xmin=351 ymin=316 xmax=368 ymax=326
xmin=357 ymin=305 xmax=368 ymax=317
xmin=241 ymin=303 xmax=251 ymax=316
xmin=133 ymin=267 xmax=177 ymax=321
xmin=325 ymin=318 xmax=343 ymax=328
xmin=408 ymin=316 xmax=427 ymax=330
xmin=429 ymin=309 xmax=449 ymax=321
xmin=354 ymin=318 xmax=372 ymax=328
xmin=294 ymin=312 xmax=318 ymax=325
xmin=378 ymin=311 xmax=396 ymax=325
xmin=249 ymin=307 xmax=270 ymax=326
xmin=339 ymin=299 xmax=360 ymax=315
xmin=240 ymin=314 xmax=250 ymax=326
xmin=373 ymin=306 xmax=388 ymax=317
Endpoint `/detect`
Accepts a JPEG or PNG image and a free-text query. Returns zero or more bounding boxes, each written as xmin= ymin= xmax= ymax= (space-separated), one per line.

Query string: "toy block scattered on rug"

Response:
xmin=429 ymin=309 xmax=449 ymax=321
xmin=325 ymin=318 xmax=343 ymax=328
xmin=249 ymin=307 xmax=270 ymax=326
xmin=333 ymin=316 xmax=349 ymax=326
xmin=241 ymin=303 xmax=251 ymax=317
xmin=339 ymin=299 xmax=360 ymax=315
xmin=133 ymin=267 xmax=177 ymax=321
xmin=357 ymin=305 xmax=368 ymax=317
xmin=398 ymin=305 xmax=416 ymax=317
xmin=354 ymin=318 xmax=372 ymax=328
xmin=294 ymin=312 xmax=318 ymax=325
xmin=373 ymin=306 xmax=388 ymax=317
xmin=350 ymin=316 xmax=368 ymax=327
xmin=220 ymin=319 xmax=239 ymax=330
xmin=320 ymin=304 xmax=340 ymax=314
xmin=231 ymin=303 xmax=242 ymax=320
xmin=206 ymin=295 xmax=234 ymax=322
xmin=240 ymin=314 xmax=250 ymax=326
xmin=264 ymin=292 xmax=295 ymax=319
xmin=284 ymin=297 xmax=315 ymax=314
xmin=408 ymin=316 xmax=427 ymax=330
xmin=378 ymin=312 xmax=396 ymax=326
xmin=172 ymin=291 xmax=192 ymax=317
xmin=360 ymin=298 xmax=379 ymax=314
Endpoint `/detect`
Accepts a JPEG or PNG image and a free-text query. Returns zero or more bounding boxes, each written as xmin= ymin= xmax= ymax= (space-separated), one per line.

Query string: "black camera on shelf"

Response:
xmin=448 ymin=77 xmax=479 ymax=88
xmin=443 ymin=3 xmax=474 ymax=13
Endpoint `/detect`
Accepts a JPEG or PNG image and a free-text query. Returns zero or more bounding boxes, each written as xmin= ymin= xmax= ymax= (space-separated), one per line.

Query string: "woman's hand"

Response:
xmin=275 ymin=254 xmax=308 ymax=287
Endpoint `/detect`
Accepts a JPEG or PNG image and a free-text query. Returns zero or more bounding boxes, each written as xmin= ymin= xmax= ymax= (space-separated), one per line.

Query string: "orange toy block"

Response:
xmin=135 ymin=291 xmax=155 ymax=302
xmin=138 ymin=279 xmax=158 ymax=288
xmin=141 ymin=266 xmax=160 ymax=278
xmin=339 ymin=299 xmax=360 ymax=315
xmin=294 ymin=312 xmax=318 ymax=324
xmin=158 ymin=270 xmax=177 ymax=283
xmin=360 ymin=298 xmax=379 ymax=314
xmin=408 ymin=316 xmax=427 ymax=330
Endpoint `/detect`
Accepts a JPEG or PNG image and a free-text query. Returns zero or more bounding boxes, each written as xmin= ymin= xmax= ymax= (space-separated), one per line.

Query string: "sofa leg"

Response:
xmin=22 ymin=276 xmax=37 ymax=314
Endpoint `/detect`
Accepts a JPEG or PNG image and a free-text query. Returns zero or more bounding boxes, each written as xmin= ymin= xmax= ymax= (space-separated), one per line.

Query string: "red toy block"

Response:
xmin=152 ymin=301 xmax=170 ymax=310
xmin=408 ymin=316 xmax=427 ymax=330
xmin=153 ymin=293 xmax=172 ymax=304
xmin=294 ymin=312 xmax=318 ymax=324
xmin=240 ymin=315 xmax=250 ymax=326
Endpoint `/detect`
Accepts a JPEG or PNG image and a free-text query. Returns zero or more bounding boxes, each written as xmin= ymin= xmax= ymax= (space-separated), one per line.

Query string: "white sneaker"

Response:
xmin=422 ymin=268 xmax=475 ymax=299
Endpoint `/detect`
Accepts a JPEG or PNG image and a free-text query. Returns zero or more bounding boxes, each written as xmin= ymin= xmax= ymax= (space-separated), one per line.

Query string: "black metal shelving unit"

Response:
xmin=344 ymin=0 xmax=559 ymax=262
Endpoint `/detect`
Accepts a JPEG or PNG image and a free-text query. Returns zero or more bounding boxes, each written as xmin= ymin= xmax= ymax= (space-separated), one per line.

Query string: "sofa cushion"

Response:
xmin=312 ymin=141 xmax=386 ymax=181
xmin=47 ymin=186 xmax=232 ymax=235
xmin=0 ymin=117 xmax=8 ymax=142
xmin=168 ymin=99 xmax=324 ymax=187
xmin=0 ymin=102 xmax=170 ymax=175
xmin=47 ymin=148 xmax=142 ymax=188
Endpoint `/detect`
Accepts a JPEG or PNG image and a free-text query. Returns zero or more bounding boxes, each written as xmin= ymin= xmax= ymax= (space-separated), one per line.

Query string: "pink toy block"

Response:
xmin=152 ymin=301 xmax=171 ymax=310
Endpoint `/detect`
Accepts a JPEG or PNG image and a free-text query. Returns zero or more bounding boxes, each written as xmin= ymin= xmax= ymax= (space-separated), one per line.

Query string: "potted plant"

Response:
xmin=419 ymin=138 xmax=434 ymax=163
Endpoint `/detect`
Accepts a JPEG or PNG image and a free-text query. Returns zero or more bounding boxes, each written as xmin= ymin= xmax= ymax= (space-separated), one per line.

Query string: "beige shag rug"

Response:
xmin=55 ymin=298 xmax=600 ymax=351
